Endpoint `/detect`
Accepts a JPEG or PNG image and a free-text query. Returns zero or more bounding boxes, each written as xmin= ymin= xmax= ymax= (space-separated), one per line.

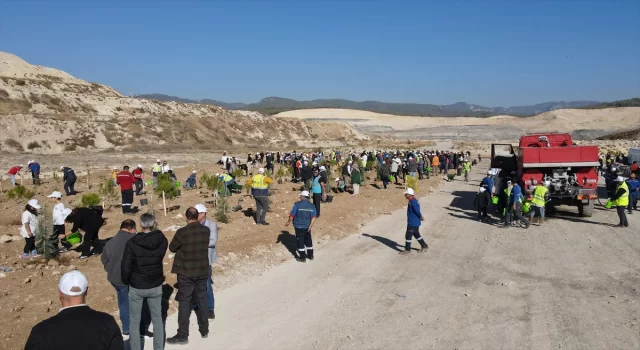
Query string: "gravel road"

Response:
xmin=153 ymin=165 xmax=640 ymax=350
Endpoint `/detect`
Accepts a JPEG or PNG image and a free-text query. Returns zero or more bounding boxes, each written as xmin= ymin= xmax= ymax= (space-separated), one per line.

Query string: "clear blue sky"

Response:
xmin=1 ymin=0 xmax=639 ymax=106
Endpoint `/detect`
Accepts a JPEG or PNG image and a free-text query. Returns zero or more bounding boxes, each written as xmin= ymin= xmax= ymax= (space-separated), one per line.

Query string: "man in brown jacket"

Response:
xmin=166 ymin=207 xmax=211 ymax=345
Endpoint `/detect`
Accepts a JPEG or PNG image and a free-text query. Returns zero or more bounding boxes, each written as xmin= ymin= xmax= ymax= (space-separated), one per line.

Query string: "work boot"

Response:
xmin=199 ymin=329 xmax=209 ymax=339
xmin=307 ymin=249 xmax=314 ymax=261
xmin=166 ymin=334 xmax=189 ymax=345
xmin=208 ymin=310 xmax=215 ymax=320
xmin=399 ymin=249 xmax=411 ymax=255
xmin=419 ymin=243 xmax=429 ymax=252
xmin=524 ymin=220 xmax=531 ymax=229
xmin=296 ymin=251 xmax=306 ymax=263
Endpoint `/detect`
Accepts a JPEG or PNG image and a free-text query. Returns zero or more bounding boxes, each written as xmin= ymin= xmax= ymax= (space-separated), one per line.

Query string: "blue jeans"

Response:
xmin=113 ymin=284 xmax=130 ymax=333
xmin=207 ymin=265 xmax=214 ymax=311
xmin=10 ymin=175 xmax=16 ymax=186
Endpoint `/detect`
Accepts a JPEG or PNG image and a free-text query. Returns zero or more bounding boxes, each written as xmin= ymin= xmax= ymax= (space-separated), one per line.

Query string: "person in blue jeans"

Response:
xmin=399 ymin=188 xmax=428 ymax=255
xmin=311 ymin=168 xmax=326 ymax=218
xmin=286 ymin=191 xmax=317 ymax=263
xmin=625 ymin=173 xmax=640 ymax=214
xmin=101 ymin=219 xmax=137 ymax=336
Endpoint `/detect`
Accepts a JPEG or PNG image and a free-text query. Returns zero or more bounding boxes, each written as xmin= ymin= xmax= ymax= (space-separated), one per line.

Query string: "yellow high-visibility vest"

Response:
xmin=614 ymin=182 xmax=629 ymax=207
xmin=531 ymin=186 xmax=548 ymax=207
xmin=251 ymin=174 xmax=268 ymax=189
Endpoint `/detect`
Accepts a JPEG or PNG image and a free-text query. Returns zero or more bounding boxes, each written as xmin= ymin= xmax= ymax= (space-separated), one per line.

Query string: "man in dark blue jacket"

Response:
xmin=503 ymin=179 xmax=531 ymax=229
xmin=286 ymin=190 xmax=317 ymax=263
xmin=61 ymin=166 xmax=77 ymax=196
xmin=480 ymin=171 xmax=494 ymax=196
xmin=27 ymin=160 xmax=40 ymax=185
xmin=400 ymin=188 xmax=428 ymax=255
xmin=625 ymin=173 xmax=640 ymax=214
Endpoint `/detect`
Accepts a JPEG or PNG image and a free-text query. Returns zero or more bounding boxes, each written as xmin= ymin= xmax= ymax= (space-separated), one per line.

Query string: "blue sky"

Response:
xmin=1 ymin=0 xmax=639 ymax=106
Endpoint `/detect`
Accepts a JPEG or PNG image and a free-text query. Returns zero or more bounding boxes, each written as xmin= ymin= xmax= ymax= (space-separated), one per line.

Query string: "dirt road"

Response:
xmin=154 ymin=165 xmax=640 ymax=350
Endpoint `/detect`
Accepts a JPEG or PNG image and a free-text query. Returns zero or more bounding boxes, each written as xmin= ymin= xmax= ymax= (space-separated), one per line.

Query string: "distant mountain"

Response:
xmin=135 ymin=94 xmax=602 ymax=117
xmin=581 ymin=98 xmax=640 ymax=109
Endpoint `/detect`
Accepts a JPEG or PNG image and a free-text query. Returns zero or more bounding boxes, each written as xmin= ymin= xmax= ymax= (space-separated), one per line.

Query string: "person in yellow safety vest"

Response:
xmin=610 ymin=176 xmax=629 ymax=227
xmin=501 ymin=180 xmax=513 ymax=217
xmin=462 ymin=159 xmax=471 ymax=182
xmin=152 ymin=159 xmax=162 ymax=189
xmin=247 ymin=168 xmax=273 ymax=225
xmin=529 ymin=181 xmax=550 ymax=226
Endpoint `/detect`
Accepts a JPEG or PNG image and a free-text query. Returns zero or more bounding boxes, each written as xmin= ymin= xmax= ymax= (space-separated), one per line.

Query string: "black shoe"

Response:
xmin=208 ymin=310 xmax=215 ymax=320
xmin=419 ymin=245 xmax=429 ymax=252
xmin=262 ymin=222 xmax=270 ymax=226
xmin=398 ymin=250 xmax=411 ymax=255
xmin=308 ymin=256 xmax=314 ymax=261
xmin=166 ymin=334 xmax=189 ymax=345
xmin=199 ymin=329 xmax=209 ymax=339
xmin=296 ymin=257 xmax=306 ymax=263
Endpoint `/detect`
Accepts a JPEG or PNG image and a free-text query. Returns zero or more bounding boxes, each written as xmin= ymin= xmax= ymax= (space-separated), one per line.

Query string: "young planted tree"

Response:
xmin=214 ymin=193 xmax=230 ymax=223
xmin=98 ymin=178 xmax=119 ymax=208
xmin=35 ymin=203 xmax=58 ymax=259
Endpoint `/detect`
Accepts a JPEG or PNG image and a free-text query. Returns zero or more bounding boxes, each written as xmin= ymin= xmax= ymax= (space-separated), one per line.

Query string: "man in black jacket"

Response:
xmin=25 ymin=271 xmax=123 ymax=350
xmin=167 ymin=207 xmax=211 ymax=345
xmin=101 ymin=219 xmax=136 ymax=337
xmin=121 ymin=213 xmax=168 ymax=350
xmin=61 ymin=166 xmax=77 ymax=196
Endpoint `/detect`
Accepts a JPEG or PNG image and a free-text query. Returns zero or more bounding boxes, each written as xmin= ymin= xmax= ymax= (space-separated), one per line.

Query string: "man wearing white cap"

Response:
xmin=7 ymin=164 xmax=23 ymax=186
xmin=195 ymin=204 xmax=218 ymax=319
xmin=285 ymin=190 xmax=317 ymax=263
xmin=49 ymin=191 xmax=72 ymax=251
xmin=248 ymin=168 xmax=273 ymax=225
xmin=25 ymin=271 xmax=124 ymax=350
xmin=399 ymin=188 xmax=428 ymax=254
xmin=132 ymin=164 xmax=144 ymax=196
xmin=611 ymin=176 xmax=629 ymax=227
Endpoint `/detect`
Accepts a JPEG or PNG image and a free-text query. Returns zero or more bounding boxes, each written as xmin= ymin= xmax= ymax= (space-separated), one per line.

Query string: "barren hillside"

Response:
xmin=0 ymin=52 xmax=367 ymax=153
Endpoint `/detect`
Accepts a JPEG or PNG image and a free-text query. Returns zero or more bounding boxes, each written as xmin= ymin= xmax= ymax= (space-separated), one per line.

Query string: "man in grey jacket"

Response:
xmin=101 ymin=219 xmax=136 ymax=336
xmin=195 ymin=204 xmax=218 ymax=320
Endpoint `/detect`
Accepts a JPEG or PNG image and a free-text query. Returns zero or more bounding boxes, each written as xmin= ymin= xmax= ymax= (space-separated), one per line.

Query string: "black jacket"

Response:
xmin=121 ymin=229 xmax=168 ymax=289
xmin=25 ymin=305 xmax=123 ymax=350
xmin=474 ymin=191 xmax=491 ymax=210
xmin=69 ymin=207 xmax=104 ymax=233
xmin=62 ymin=167 xmax=76 ymax=182
xmin=301 ymin=166 xmax=313 ymax=182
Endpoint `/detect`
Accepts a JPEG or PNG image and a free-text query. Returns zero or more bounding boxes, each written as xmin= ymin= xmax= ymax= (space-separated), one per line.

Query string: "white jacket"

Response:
xmin=53 ymin=203 xmax=72 ymax=225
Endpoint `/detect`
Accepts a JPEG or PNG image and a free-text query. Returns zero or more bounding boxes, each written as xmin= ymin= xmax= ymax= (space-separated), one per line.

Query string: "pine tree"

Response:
xmin=35 ymin=203 xmax=58 ymax=259
xmin=214 ymin=194 xmax=230 ymax=223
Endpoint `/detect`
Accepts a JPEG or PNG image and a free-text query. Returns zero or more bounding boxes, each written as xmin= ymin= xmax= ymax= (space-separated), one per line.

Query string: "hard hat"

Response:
xmin=615 ymin=176 xmax=625 ymax=182
xmin=544 ymin=181 xmax=551 ymax=187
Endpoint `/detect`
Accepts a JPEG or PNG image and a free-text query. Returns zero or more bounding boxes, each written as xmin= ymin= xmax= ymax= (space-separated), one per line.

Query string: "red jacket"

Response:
xmin=8 ymin=166 xmax=21 ymax=175
xmin=116 ymin=171 xmax=135 ymax=191
xmin=132 ymin=168 xmax=144 ymax=180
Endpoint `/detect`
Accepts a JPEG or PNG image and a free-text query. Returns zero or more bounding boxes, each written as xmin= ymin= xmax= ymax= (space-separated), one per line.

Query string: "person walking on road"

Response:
xmin=611 ymin=176 xmax=629 ymax=227
xmin=502 ymin=179 xmax=531 ymax=229
xmin=195 ymin=204 xmax=218 ymax=320
xmin=285 ymin=191 xmax=317 ymax=263
xmin=248 ymin=168 xmax=272 ymax=225
xmin=474 ymin=187 xmax=491 ymax=222
xmin=101 ymin=219 xmax=136 ymax=338
xmin=116 ymin=166 xmax=135 ymax=214
xmin=399 ymin=188 xmax=428 ymax=255
xmin=121 ymin=214 xmax=168 ymax=350
xmin=625 ymin=173 xmax=639 ymax=214
xmin=167 ymin=208 xmax=211 ymax=345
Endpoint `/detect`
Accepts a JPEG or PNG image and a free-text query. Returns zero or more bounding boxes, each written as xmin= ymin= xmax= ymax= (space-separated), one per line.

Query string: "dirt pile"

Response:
xmin=0 ymin=51 xmax=368 ymax=153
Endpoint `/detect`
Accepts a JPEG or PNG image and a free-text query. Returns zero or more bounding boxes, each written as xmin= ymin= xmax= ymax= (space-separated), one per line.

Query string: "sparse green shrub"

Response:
xmin=27 ymin=141 xmax=41 ymax=149
xmin=231 ymin=169 xmax=244 ymax=179
xmin=214 ymin=194 xmax=230 ymax=223
xmin=7 ymin=185 xmax=35 ymax=199
xmin=4 ymin=138 xmax=23 ymax=151
xmin=406 ymin=176 xmax=419 ymax=193
xmin=52 ymin=171 xmax=59 ymax=181
xmin=98 ymin=179 xmax=119 ymax=207
xmin=79 ymin=193 xmax=101 ymax=208
xmin=154 ymin=173 xmax=179 ymax=199
xmin=200 ymin=173 xmax=223 ymax=192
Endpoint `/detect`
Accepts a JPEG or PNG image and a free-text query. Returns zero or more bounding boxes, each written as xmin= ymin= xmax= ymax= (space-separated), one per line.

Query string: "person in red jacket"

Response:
xmin=132 ymin=164 xmax=144 ymax=196
xmin=116 ymin=166 xmax=135 ymax=214
xmin=7 ymin=165 xmax=23 ymax=186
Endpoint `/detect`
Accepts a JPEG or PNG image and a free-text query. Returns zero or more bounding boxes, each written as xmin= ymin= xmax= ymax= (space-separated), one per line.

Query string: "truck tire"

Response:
xmin=579 ymin=201 xmax=594 ymax=217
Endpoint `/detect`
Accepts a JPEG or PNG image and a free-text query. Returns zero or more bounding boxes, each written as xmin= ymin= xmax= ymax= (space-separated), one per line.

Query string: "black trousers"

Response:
xmin=312 ymin=192 xmax=322 ymax=218
xmin=23 ymin=237 xmax=35 ymax=254
xmin=405 ymin=226 xmax=427 ymax=250
xmin=53 ymin=224 xmax=71 ymax=249
xmin=616 ymin=206 xmax=628 ymax=226
xmin=80 ymin=229 xmax=101 ymax=257
xmin=32 ymin=173 xmax=40 ymax=185
xmin=294 ymin=227 xmax=313 ymax=259
xmin=177 ymin=275 xmax=208 ymax=337
xmin=255 ymin=196 xmax=269 ymax=224
xmin=477 ymin=207 xmax=488 ymax=219
xmin=134 ymin=179 xmax=143 ymax=195
xmin=121 ymin=189 xmax=134 ymax=213
xmin=64 ymin=179 xmax=76 ymax=195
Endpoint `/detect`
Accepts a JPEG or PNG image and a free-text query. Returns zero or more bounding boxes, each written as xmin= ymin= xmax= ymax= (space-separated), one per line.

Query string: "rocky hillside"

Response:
xmin=0 ymin=52 xmax=367 ymax=154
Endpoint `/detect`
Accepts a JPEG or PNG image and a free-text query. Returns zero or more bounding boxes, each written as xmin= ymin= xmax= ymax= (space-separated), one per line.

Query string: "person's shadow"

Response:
xmin=276 ymin=230 xmax=299 ymax=258
xmin=361 ymin=233 xmax=417 ymax=252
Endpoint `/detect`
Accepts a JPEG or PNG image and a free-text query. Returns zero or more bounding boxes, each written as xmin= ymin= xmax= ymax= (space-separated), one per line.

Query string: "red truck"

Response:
xmin=491 ymin=133 xmax=600 ymax=217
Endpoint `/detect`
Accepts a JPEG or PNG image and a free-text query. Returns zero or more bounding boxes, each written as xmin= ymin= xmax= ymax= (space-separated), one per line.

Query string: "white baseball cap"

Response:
xmin=137 ymin=164 xmax=143 ymax=168
xmin=300 ymin=190 xmax=310 ymax=197
xmin=59 ymin=271 xmax=88 ymax=296
xmin=192 ymin=170 xmax=197 ymax=174
xmin=48 ymin=191 xmax=62 ymax=199
xmin=258 ymin=168 xmax=265 ymax=174
xmin=194 ymin=204 xmax=207 ymax=213
xmin=348 ymin=160 xmax=353 ymax=164
xmin=319 ymin=166 xmax=326 ymax=171
xmin=615 ymin=176 xmax=625 ymax=182
xmin=60 ymin=166 xmax=65 ymax=170
xmin=113 ymin=167 xmax=118 ymax=170
xmin=404 ymin=188 xmax=415 ymax=196
xmin=544 ymin=181 xmax=551 ymax=187
xmin=27 ymin=199 xmax=41 ymax=209
xmin=215 ymin=173 xmax=220 ymax=177
xmin=156 ymin=159 xmax=161 ymax=162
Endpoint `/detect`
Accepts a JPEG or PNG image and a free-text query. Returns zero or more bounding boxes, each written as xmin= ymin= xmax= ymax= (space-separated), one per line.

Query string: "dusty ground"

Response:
xmin=275 ymin=107 xmax=640 ymax=141
xmin=163 ymin=164 xmax=640 ymax=350
xmin=0 ymin=153 xmax=442 ymax=350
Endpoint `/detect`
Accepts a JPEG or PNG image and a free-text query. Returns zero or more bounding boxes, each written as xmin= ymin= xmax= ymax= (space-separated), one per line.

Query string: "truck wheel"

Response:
xmin=579 ymin=201 xmax=594 ymax=217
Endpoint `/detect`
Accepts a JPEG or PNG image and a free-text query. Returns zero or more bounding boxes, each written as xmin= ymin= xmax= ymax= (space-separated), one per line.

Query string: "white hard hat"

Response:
xmin=137 ymin=164 xmax=143 ymax=168
xmin=544 ymin=181 xmax=551 ymax=187
xmin=156 ymin=159 xmax=161 ymax=163
xmin=615 ymin=176 xmax=625 ymax=182
xmin=404 ymin=188 xmax=415 ymax=196
xmin=192 ymin=170 xmax=197 ymax=174
xmin=258 ymin=168 xmax=265 ymax=174
xmin=300 ymin=190 xmax=310 ymax=197
xmin=194 ymin=204 xmax=207 ymax=213
xmin=215 ymin=173 xmax=220 ymax=177
xmin=611 ymin=167 xmax=617 ymax=172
